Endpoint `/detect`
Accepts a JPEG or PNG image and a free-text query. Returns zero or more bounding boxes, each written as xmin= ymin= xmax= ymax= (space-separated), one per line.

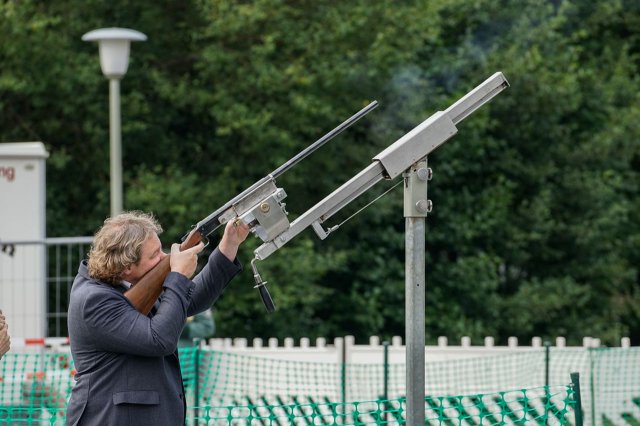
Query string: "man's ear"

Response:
xmin=121 ymin=265 xmax=133 ymax=281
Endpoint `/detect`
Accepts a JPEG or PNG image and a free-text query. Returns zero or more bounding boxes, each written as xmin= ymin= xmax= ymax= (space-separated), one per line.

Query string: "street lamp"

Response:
xmin=82 ymin=27 xmax=147 ymax=216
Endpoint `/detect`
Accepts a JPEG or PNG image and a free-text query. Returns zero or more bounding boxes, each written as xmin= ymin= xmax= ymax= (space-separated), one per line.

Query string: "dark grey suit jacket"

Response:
xmin=65 ymin=248 xmax=241 ymax=426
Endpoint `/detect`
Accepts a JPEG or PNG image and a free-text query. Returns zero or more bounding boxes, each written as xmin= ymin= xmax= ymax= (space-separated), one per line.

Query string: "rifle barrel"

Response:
xmin=271 ymin=101 xmax=378 ymax=179
xmin=193 ymin=101 xmax=378 ymax=237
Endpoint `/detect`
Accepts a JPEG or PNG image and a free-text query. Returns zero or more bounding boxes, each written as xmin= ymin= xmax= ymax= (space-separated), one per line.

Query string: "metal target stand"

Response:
xmin=213 ymin=72 xmax=510 ymax=425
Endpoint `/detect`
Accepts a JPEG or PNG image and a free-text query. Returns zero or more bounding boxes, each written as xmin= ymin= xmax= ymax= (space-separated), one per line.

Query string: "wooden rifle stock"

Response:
xmin=124 ymin=229 xmax=203 ymax=315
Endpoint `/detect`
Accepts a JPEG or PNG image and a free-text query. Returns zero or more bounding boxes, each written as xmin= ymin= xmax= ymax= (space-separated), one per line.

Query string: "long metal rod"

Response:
xmin=271 ymin=101 xmax=378 ymax=178
xmin=325 ymin=179 xmax=403 ymax=234
xmin=109 ymin=78 xmax=123 ymax=216
xmin=406 ymin=217 xmax=425 ymax=426
xmin=405 ymin=165 xmax=426 ymax=426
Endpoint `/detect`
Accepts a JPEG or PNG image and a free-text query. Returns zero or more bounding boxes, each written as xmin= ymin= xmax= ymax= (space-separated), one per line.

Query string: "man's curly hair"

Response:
xmin=87 ymin=211 xmax=163 ymax=285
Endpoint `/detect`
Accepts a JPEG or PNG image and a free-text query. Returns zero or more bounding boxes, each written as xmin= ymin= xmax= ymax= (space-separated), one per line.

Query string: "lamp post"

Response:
xmin=82 ymin=27 xmax=147 ymax=216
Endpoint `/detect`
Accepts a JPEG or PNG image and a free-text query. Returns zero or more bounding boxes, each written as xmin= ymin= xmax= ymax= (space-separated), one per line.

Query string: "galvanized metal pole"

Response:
xmin=82 ymin=28 xmax=148 ymax=217
xmin=109 ymin=78 xmax=123 ymax=216
xmin=405 ymin=216 xmax=425 ymax=425
xmin=404 ymin=159 xmax=431 ymax=426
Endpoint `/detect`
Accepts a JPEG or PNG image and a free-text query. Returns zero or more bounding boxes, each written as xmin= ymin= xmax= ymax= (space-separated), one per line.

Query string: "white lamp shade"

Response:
xmin=98 ymin=39 xmax=131 ymax=78
xmin=82 ymin=28 xmax=147 ymax=79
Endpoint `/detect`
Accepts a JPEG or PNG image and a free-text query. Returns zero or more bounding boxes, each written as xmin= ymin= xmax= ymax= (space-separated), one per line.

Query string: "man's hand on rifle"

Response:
xmin=170 ymin=242 xmax=205 ymax=278
xmin=219 ymin=220 xmax=250 ymax=262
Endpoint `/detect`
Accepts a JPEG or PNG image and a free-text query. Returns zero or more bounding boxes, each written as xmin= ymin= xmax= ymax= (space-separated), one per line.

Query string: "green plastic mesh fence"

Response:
xmin=0 ymin=350 xmax=71 ymax=424
xmin=1 ymin=346 xmax=637 ymax=425
xmin=188 ymin=386 xmax=575 ymax=425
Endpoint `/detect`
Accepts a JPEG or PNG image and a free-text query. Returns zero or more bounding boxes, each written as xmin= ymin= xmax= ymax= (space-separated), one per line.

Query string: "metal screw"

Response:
xmin=416 ymin=199 xmax=433 ymax=213
xmin=417 ymin=168 xmax=429 ymax=181
xmin=416 ymin=200 xmax=429 ymax=213
xmin=260 ymin=202 xmax=270 ymax=213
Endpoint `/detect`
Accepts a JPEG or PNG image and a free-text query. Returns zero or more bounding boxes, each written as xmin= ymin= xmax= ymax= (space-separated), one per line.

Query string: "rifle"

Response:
xmin=124 ymin=101 xmax=379 ymax=315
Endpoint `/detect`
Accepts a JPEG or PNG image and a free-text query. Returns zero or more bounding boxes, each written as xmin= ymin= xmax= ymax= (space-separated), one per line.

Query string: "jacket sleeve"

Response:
xmin=186 ymin=247 xmax=242 ymax=316
xmin=80 ymin=272 xmax=194 ymax=356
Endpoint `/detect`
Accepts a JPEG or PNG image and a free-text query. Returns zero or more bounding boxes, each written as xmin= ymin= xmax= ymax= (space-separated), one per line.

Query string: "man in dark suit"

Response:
xmin=66 ymin=211 xmax=249 ymax=425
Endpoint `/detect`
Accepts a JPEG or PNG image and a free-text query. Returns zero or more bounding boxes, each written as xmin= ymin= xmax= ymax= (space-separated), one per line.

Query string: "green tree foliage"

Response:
xmin=0 ymin=0 xmax=638 ymax=345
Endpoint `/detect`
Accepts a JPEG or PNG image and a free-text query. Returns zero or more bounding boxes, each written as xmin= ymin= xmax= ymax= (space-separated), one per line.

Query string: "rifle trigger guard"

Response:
xmin=200 ymin=234 xmax=210 ymax=249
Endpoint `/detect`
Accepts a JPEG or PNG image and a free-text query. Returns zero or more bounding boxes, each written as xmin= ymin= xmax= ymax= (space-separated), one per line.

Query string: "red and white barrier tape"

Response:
xmin=10 ymin=337 xmax=70 ymax=347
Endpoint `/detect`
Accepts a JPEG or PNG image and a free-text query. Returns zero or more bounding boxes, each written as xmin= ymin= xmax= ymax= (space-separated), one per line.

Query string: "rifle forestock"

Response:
xmin=124 ymin=229 xmax=203 ymax=315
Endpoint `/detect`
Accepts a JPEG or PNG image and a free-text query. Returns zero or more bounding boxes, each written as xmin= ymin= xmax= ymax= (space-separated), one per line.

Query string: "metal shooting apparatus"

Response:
xmin=236 ymin=71 xmax=509 ymax=426
xmin=248 ymin=72 xmax=509 ymax=311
